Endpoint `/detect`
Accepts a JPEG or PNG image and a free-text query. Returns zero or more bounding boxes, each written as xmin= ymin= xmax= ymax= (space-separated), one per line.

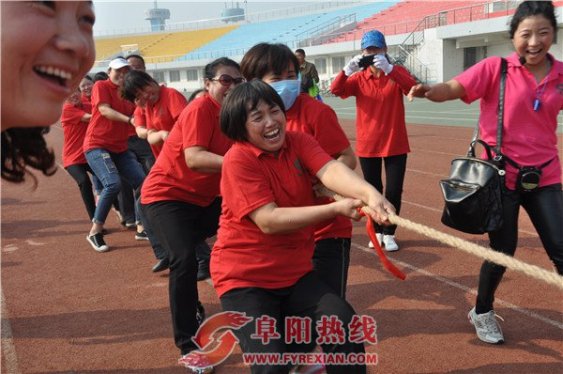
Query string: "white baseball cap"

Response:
xmin=108 ymin=57 xmax=129 ymax=70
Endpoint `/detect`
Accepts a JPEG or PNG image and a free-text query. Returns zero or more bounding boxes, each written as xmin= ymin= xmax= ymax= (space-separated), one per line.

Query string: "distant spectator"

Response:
xmin=295 ymin=48 xmax=321 ymax=100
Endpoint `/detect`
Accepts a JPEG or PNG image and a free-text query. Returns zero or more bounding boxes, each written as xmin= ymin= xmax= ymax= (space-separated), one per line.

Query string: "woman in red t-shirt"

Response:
xmin=83 ymin=57 xmax=148 ymax=253
xmin=121 ymin=70 xmax=188 ymax=158
xmin=331 ymin=30 xmax=417 ymax=252
xmin=240 ymin=42 xmax=357 ymax=300
xmin=61 ymin=77 xmax=99 ymax=222
xmin=212 ymin=80 xmax=394 ymax=374
xmin=140 ymin=58 xmax=243 ymax=368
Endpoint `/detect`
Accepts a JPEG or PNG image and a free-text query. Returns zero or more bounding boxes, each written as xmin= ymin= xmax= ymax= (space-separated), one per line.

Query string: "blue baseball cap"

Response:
xmin=361 ymin=30 xmax=386 ymax=50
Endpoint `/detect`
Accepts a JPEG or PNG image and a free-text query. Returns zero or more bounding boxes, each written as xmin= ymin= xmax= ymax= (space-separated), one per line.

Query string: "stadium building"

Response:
xmin=92 ymin=0 xmax=563 ymax=93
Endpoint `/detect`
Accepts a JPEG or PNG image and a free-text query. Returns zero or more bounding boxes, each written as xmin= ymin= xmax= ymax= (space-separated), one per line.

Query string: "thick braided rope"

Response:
xmin=388 ymin=213 xmax=563 ymax=290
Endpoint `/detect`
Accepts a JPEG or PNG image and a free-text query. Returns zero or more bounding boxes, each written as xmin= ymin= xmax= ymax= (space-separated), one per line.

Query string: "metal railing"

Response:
xmin=295 ymin=14 xmax=356 ymax=41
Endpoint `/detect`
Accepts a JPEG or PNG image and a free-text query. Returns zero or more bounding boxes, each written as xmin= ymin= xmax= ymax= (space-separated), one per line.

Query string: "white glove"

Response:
xmin=343 ymin=54 xmax=362 ymax=76
xmin=373 ymin=54 xmax=393 ymax=75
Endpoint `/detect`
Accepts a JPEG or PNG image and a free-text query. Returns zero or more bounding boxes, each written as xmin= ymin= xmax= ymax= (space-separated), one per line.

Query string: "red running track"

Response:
xmin=2 ymin=121 xmax=562 ymax=373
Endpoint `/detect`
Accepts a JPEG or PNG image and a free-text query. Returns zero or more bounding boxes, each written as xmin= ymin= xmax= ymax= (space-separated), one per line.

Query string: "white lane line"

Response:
xmin=352 ymin=243 xmax=563 ymax=329
xmin=1 ymin=290 xmax=21 ymax=374
xmin=410 ymin=148 xmax=460 ymax=156
xmin=406 ymin=116 xmax=478 ymax=122
xmin=402 ymin=200 xmax=443 ymax=213
xmin=406 ymin=168 xmax=447 ymax=178
xmin=407 ymin=108 xmax=477 ymax=114
xmin=402 ymin=169 xmax=539 ymax=236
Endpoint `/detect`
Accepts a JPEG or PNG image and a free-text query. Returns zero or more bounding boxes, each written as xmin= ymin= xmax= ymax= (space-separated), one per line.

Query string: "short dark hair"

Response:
xmin=121 ymin=70 xmax=158 ymax=102
xmin=295 ymin=48 xmax=305 ymax=56
xmin=126 ymin=54 xmax=146 ymax=64
xmin=220 ymin=80 xmax=285 ymax=142
xmin=509 ymin=1 xmax=557 ymax=42
xmin=83 ymin=75 xmax=93 ymax=82
xmin=240 ymin=43 xmax=300 ymax=81
xmin=188 ymin=88 xmax=206 ymax=103
xmin=93 ymin=71 xmax=109 ymax=82
xmin=203 ymin=57 xmax=240 ymax=80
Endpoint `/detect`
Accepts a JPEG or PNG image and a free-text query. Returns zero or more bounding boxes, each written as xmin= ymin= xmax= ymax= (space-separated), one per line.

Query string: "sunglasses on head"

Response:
xmin=211 ymin=74 xmax=245 ymax=86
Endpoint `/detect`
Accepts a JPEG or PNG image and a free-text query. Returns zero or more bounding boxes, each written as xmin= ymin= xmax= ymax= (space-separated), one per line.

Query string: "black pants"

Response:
xmin=220 ymin=272 xmax=366 ymax=374
xmin=142 ymin=198 xmax=222 ymax=354
xmin=359 ymin=154 xmax=407 ymax=235
xmin=66 ymin=163 xmax=97 ymax=221
xmin=476 ymin=184 xmax=563 ymax=313
xmin=313 ymin=238 xmax=351 ymax=299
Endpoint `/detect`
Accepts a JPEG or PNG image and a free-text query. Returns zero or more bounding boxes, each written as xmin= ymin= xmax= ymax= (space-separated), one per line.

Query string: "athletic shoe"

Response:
xmin=86 ymin=233 xmax=109 ymax=253
xmin=468 ymin=307 xmax=504 ymax=344
xmin=123 ymin=221 xmax=136 ymax=229
xmin=178 ymin=351 xmax=214 ymax=373
xmin=368 ymin=233 xmax=383 ymax=248
xmin=135 ymin=231 xmax=149 ymax=241
xmin=382 ymin=235 xmax=399 ymax=252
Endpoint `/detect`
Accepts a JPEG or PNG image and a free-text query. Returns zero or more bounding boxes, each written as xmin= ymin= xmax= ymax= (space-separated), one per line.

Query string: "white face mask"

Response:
xmin=268 ymin=78 xmax=301 ymax=110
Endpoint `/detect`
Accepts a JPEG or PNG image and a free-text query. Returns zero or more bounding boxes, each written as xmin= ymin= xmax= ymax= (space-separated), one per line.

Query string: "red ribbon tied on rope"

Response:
xmin=359 ymin=210 xmax=406 ymax=280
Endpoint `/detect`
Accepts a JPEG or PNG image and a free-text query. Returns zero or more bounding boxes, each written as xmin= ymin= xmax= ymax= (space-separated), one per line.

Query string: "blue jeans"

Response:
xmin=85 ymin=148 xmax=146 ymax=225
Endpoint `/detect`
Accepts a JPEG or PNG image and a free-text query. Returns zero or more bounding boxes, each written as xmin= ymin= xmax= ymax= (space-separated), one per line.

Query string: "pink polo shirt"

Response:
xmin=455 ymin=53 xmax=562 ymax=190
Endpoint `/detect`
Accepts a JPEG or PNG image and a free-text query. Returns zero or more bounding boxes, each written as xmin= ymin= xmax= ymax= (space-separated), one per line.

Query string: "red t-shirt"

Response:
xmin=61 ymin=100 xmax=92 ymax=167
xmin=144 ymin=86 xmax=188 ymax=157
xmin=286 ymin=94 xmax=352 ymax=241
xmin=133 ymin=106 xmax=147 ymax=128
xmin=211 ymin=132 xmax=333 ymax=297
xmin=141 ymin=95 xmax=232 ymax=206
xmin=330 ymin=66 xmax=416 ymax=157
xmin=83 ymin=79 xmax=136 ymax=153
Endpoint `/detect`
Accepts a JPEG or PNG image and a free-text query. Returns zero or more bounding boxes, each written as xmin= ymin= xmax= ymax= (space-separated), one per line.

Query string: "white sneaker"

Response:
xmin=368 ymin=233 xmax=383 ymax=248
xmin=178 ymin=352 xmax=214 ymax=373
xmin=468 ymin=307 xmax=504 ymax=344
xmin=382 ymin=235 xmax=399 ymax=252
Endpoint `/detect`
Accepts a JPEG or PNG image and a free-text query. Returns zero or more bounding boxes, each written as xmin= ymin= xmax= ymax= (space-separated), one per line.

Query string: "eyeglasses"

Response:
xmin=211 ymin=74 xmax=245 ymax=87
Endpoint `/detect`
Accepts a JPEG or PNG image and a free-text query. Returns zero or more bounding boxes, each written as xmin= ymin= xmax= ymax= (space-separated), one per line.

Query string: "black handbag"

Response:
xmin=439 ymin=58 xmax=508 ymax=234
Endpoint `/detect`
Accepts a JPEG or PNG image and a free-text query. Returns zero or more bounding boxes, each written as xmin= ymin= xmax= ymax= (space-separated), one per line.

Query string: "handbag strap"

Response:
xmin=494 ymin=58 xmax=508 ymax=159
xmin=469 ymin=58 xmax=507 ymax=160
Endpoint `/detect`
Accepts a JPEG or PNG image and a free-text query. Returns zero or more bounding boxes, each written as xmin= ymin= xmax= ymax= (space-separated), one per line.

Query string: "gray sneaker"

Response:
xmin=468 ymin=307 xmax=504 ymax=344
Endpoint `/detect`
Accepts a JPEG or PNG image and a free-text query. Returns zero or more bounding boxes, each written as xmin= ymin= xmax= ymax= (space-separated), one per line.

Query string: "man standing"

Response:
xmin=295 ymin=48 xmax=321 ymax=101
